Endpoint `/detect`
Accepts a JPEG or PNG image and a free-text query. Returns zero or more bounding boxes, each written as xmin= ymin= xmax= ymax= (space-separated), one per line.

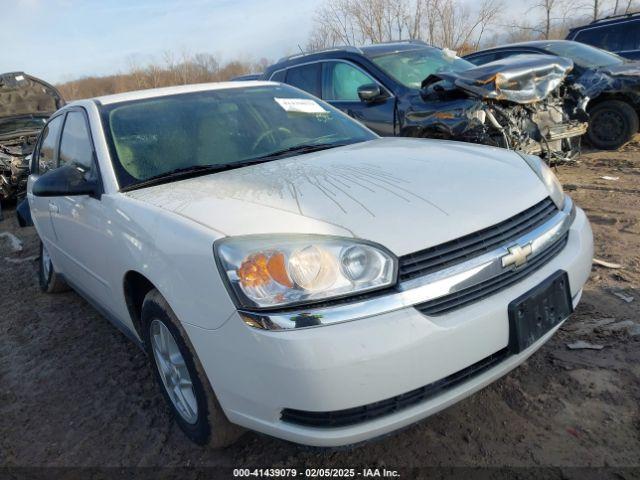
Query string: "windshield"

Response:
xmin=101 ymin=85 xmax=376 ymax=189
xmin=543 ymin=42 xmax=624 ymax=69
xmin=0 ymin=116 xmax=47 ymax=136
xmin=372 ymin=47 xmax=474 ymax=89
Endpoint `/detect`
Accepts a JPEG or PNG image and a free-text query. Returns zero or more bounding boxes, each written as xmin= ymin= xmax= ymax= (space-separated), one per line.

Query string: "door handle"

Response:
xmin=48 ymin=202 xmax=59 ymax=214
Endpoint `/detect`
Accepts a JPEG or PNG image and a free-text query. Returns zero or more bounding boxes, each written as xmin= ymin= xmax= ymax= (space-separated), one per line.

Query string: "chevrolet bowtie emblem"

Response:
xmin=501 ymin=243 xmax=533 ymax=268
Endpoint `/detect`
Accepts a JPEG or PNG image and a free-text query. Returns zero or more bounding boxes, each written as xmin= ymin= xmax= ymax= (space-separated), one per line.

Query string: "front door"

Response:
xmin=322 ymin=61 xmax=395 ymax=136
xmin=28 ymin=113 xmax=65 ymax=257
xmin=48 ymin=109 xmax=114 ymax=309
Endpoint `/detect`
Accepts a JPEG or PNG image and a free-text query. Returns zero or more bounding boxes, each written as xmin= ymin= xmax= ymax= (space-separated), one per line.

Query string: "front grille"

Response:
xmin=398 ymin=198 xmax=558 ymax=281
xmin=281 ymin=348 xmax=510 ymax=428
xmin=415 ymin=232 xmax=569 ymax=316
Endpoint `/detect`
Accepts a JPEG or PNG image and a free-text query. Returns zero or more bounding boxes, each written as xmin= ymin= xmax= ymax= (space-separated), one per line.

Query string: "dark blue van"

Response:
xmin=567 ymin=12 xmax=640 ymax=60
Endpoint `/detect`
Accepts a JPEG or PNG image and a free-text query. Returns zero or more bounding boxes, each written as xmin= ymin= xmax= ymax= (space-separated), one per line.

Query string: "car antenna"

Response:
xmin=298 ymin=44 xmax=304 ymax=55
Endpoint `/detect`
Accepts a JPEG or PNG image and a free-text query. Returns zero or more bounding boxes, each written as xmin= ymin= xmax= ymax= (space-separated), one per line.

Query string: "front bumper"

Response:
xmin=183 ymin=206 xmax=593 ymax=447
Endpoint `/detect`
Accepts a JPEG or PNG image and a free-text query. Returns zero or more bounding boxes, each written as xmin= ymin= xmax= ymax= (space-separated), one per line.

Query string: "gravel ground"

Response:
xmin=0 ymin=141 xmax=639 ymax=474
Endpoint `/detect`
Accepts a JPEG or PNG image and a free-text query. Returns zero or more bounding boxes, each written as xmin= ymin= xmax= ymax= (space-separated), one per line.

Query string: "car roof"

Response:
xmin=93 ymin=81 xmax=277 ymax=105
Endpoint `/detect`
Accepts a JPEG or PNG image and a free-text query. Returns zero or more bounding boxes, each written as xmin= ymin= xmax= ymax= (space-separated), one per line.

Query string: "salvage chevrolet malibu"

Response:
xmin=26 ymin=81 xmax=593 ymax=448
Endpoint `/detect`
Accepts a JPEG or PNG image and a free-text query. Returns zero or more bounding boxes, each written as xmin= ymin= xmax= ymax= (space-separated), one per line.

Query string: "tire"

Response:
xmin=141 ymin=289 xmax=245 ymax=448
xmin=38 ymin=241 xmax=69 ymax=293
xmin=587 ymin=100 xmax=639 ymax=150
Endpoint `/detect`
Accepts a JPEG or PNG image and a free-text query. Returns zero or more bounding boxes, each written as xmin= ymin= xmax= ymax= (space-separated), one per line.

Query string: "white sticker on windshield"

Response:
xmin=274 ymin=97 xmax=328 ymax=114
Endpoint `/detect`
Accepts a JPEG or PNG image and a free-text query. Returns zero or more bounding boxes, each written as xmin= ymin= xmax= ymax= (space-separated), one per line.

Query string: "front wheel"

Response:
xmin=142 ymin=289 xmax=244 ymax=448
xmin=587 ymin=100 xmax=639 ymax=150
xmin=38 ymin=241 xmax=69 ymax=293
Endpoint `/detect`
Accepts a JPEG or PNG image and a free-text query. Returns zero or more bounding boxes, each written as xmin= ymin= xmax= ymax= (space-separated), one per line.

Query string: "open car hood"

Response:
xmin=422 ymin=54 xmax=574 ymax=104
xmin=0 ymin=72 xmax=65 ymax=121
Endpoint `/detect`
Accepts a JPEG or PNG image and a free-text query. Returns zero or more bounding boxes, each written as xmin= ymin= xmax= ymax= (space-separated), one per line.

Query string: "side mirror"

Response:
xmin=32 ymin=164 xmax=100 ymax=197
xmin=357 ymin=83 xmax=387 ymax=103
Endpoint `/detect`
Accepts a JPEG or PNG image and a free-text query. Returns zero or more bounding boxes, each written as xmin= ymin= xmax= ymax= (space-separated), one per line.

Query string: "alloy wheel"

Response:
xmin=150 ymin=319 xmax=199 ymax=424
xmin=41 ymin=244 xmax=52 ymax=281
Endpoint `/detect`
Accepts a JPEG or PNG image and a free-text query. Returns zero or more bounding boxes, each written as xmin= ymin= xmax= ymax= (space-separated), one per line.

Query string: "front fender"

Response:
xmin=111 ymin=195 xmax=236 ymax=332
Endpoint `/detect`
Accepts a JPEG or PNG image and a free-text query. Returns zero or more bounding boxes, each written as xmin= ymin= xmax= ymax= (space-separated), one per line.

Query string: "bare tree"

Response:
xmin=613 ymin=0 xmax=620 ymax=14
xmin=583 ymin=0 xmax=634 ymax=19
xmin=58 ymin=52 xmax=269 ymax=101
xmin=533 ymin=0 xmax=567 ymax=39
xmin=504 ymin=0 xmax=576 ymax=40
xmin=307 ymin=0 xmax=502 ymax=52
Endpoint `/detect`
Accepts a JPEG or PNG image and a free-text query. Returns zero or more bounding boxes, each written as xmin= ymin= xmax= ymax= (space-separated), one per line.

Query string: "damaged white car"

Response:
xmin=0 ymin=72 xmax=64 ymax=202
xmin=26 ymin=82 xmax=593 ymax=447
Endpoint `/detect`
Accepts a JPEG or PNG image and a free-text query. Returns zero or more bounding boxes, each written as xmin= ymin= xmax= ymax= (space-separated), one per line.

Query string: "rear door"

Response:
xmin=321 ymin=60 xmax=395 ymax=136
xmin=49 ymin=109 xmax=114 ymax=308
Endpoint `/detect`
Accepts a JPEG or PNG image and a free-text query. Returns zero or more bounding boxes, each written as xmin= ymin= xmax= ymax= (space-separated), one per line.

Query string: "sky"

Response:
xmin=0 ymin=0 xmax=324 ymax=83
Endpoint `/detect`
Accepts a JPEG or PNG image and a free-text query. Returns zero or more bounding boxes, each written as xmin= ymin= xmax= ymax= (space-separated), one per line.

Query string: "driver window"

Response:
xmin=324 ymin=62 xmax=377 ymax=102
xmin=35 ymin=115 xmax=64 ymax=175
xmin=59 ymin=111 xmax=96 ymax=179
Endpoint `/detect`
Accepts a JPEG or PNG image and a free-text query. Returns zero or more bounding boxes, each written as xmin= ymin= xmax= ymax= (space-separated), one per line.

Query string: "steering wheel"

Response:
xmin=251 ymin=127 xmax=292 ymax=152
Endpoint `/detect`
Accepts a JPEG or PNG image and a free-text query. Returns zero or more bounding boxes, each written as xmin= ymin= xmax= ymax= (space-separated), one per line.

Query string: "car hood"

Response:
xmin=124 ymin=138 xmax=549 ymax=256
xmin=422 ymin=54 xmax=574 ymax=104
xmin=0 ymin=72 xmax=65 ymax=121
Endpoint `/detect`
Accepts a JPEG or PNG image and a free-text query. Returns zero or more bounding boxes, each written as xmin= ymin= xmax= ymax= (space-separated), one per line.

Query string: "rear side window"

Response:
xmin=59 ymin=111 xmax=96 ymax=178
xmin=466 ymin=52 xmax=499 ymax=65
xmin=574 ymin=24 xmax=625 ymax=51
xmin=496 ymin=50 xmax=536 ymax=60
xmin=285 ymin=64 xmax=321 ymax=97
xmin=270 ymin=70 xmax=286 ymax=82
xmin=619 ymin=20 xmax=640 ymax=51
xmin=35 ymin=115 xmax=64 ymax=174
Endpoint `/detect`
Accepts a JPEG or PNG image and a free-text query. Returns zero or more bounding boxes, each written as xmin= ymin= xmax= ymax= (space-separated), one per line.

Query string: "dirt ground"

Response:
xmin=0 ymin=140 xmax=639 ymax=474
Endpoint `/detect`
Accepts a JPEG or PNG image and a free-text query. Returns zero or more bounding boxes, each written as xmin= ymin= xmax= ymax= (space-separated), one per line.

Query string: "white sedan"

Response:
xmin=25 ymin=81 xmax=593 ymax=448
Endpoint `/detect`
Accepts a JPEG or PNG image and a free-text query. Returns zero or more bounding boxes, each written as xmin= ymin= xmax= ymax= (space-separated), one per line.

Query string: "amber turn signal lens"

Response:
xmin=237 ymin=253 xmax=270 ymax=288
xmin=237 ymin=251 xmax=293 ymax=288
xmin=267 ymin=252 xmax=293 ymax=287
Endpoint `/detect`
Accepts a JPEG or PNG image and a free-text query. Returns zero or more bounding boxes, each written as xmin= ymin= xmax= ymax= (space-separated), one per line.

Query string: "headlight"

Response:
xmin=518 ymin=153 xmax=565 ymax=209
xmin=215 ymin=235 xmax=397 ymax=309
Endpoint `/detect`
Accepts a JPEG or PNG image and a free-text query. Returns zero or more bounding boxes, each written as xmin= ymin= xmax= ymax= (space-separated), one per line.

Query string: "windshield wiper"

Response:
xmin=251 ymin=142 xmax=352 ymax=161
xmin=121 ymin=142 xmax=353 ymax=192
xmin=121 ymin=160 xmax=272 ymax=192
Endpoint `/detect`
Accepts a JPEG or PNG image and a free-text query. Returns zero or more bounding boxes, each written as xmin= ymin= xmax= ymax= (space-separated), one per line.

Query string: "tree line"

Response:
xmin=57 ymin=53 xmax=270 ymax=100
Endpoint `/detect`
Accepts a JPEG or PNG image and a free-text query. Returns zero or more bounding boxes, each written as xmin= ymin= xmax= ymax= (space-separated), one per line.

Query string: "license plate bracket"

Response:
xmin=508 ymin=270 xmax=573 ymax=354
